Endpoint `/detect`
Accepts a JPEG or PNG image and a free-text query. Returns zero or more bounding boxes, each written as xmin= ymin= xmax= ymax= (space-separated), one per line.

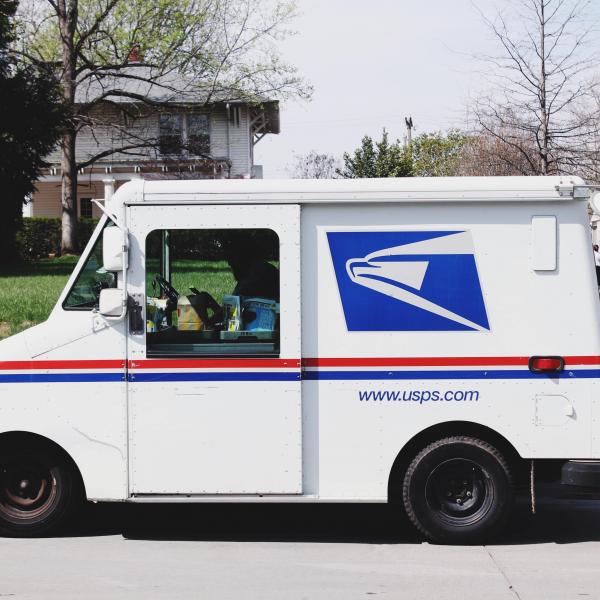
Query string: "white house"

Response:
xmin=26 ymin=66 xmax=280 ymax=218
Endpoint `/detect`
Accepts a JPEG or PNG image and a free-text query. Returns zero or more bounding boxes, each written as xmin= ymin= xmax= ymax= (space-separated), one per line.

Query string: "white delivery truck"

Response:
xmin=1 ymin=176 xmax=600 ymax=543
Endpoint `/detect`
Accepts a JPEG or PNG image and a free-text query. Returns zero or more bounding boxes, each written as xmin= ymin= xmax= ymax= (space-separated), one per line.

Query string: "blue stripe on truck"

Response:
xmin=0 ymin=373 xmax=125 ymax=383
xmin=130 ymin=372 xmax=301 ymax=382
xmin=0 ymin=372 xmax=300 ymax=383
xmin=1 ymin=369 xmax=599 ymax=384
xmin=303 ymin=369 xmax=600 ymax=380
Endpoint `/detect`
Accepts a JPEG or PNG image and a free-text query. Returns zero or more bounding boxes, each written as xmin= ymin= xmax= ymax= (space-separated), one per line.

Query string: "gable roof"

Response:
xmin=76 ymin=65 xmax=275 ymax=106
xmin=75 ymin=65 xmax=280 ymax=134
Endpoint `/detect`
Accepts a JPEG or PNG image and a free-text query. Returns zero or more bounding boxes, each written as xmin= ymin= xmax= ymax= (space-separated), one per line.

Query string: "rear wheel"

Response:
xmin=402 ymin=436 xmax=514 ymax=544
xmin=0 ymin=442 xmax=79 ymax=537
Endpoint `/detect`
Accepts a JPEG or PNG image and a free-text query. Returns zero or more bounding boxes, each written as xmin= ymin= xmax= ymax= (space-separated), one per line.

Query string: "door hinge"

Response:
xmin=555 ymin=184 xmax=574 ymax=198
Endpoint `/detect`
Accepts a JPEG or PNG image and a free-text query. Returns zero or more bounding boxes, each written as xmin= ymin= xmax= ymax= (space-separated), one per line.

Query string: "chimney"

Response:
xmin=128 ymin=44 xmax=142 ymax=63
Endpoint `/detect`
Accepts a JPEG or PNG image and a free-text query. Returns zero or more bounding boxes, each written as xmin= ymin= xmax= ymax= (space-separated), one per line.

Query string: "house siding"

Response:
xmin=229 ymin=106 xmax=251 ymax=176
xmin=31 ymin=180 xmax=123 ymax=218
xmin=210 ymin=109 xmax=229 ymax=163
xmin=36 ymin=101 xmax=263 ymax=219
xmin=209 ymin=105 xmax=251 ymax=176
xmin=46 ymin=104 xmax=253 ymax=174
xmin=46 ymin=104 xmax=158 ymax=166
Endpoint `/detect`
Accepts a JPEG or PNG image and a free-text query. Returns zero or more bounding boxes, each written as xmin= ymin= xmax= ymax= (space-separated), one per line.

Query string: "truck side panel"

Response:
xmin=302 ymin=200 xmax=600 ymax=500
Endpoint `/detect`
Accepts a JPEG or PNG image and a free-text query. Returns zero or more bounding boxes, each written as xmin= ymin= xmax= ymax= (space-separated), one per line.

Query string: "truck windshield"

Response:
xmin=63 ymin=221 xmax=118 ymax=310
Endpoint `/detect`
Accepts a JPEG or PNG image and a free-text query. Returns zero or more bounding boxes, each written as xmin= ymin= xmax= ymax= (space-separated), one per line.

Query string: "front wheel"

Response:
xmin=0 ymin=442 xmax=79 ymax=537
xmin=402 ymin=436 xmax=514 ymax=544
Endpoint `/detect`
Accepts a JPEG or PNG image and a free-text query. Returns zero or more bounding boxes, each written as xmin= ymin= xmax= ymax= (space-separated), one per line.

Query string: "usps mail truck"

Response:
xmin=1 ymin=176 xmax=600 ymax=543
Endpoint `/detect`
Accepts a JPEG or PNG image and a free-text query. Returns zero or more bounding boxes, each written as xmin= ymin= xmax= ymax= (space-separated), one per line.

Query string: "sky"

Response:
xmin=253 ymin=0 xmax=596 ymax=178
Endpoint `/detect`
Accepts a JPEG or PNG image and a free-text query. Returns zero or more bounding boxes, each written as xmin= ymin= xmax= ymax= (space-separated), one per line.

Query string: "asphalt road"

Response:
xmin=1 ymin=490 xmax=600 ymax=599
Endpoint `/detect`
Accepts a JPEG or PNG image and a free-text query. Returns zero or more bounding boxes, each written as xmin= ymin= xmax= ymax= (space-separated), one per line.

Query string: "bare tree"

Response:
xmin=16 ymin=0 xmax=311 ymax=253
xmin=288 ymin=150 xmax=340 ymax=179
xmin=472 ymin=0 xmax=600 ymax=176
xmin=458 ymin=130 xmax=542 ymax=176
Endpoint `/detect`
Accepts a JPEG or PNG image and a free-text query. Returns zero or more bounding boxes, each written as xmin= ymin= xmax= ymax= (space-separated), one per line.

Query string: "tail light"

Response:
xmin=529 ymin=356 xmax=565 ymax=373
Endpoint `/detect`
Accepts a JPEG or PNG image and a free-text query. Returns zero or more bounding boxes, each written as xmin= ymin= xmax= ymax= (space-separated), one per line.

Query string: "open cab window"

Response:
xmin=145 ymin=228 xmax=280 ymax=358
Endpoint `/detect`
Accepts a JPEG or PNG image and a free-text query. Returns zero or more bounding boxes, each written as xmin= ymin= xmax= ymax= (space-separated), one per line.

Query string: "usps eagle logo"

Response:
xmin=327 ymin=231 xmax=489 ymax=332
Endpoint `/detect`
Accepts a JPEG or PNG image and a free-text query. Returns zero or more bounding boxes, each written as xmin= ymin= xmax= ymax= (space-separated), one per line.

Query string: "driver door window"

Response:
xmin=145 ymin=228 xmax=280 ymax=358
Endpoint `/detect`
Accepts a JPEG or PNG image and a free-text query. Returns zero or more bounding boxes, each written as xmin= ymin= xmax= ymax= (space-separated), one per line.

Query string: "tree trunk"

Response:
xmin=0 ymin=178 xmax=25 ymax=266
xmin=58 ymin=0 xmax=78 ymax=255
xmin=60 ymin=127 xmax=78 ymax=254
xmin=539 ymin=0 xmax=549 ymax=175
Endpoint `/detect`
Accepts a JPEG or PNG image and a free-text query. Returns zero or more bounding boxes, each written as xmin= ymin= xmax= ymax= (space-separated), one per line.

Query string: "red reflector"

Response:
xmin=529 ymin=357 xmax=564 ymax=372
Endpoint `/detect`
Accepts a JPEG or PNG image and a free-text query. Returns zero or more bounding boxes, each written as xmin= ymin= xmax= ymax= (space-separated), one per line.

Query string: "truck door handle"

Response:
xmin=128 ymin=294 xmax=145 ymax=335
xmin=528 ymin=356 xmax=565 ymax=373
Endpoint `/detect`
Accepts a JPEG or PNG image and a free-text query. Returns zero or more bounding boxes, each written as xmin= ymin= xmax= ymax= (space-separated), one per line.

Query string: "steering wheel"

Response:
xmin=154 ymin=275 xmax=179 ymax=306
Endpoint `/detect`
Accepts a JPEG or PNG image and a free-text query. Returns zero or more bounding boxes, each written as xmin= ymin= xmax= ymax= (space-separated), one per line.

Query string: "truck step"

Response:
xmin=561 ymin=460 xmax=600 ymax=488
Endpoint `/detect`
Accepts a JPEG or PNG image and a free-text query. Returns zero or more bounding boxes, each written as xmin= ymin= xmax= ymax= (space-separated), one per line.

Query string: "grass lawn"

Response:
xmin=0 ymin=257 xmax=236 ymax=340
xmin=147 ymin=259 xmax=235 ymax=301
xmin=0 ymin=256 xmax=79 ymax=340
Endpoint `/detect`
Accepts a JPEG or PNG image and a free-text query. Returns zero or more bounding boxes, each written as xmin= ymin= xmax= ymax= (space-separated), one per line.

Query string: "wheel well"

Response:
xmin=0 ymin=431 xmax=86 ymax=498
xmin=387 ymin=421 xmax=527 ymax=503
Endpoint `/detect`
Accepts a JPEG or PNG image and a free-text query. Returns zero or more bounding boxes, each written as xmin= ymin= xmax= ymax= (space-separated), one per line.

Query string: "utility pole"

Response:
xmin=404 ymin=116 xmax=414 ymax=148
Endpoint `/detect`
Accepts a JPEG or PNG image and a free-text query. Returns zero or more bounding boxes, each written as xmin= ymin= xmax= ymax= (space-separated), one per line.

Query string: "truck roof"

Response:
xmin=114 ymin=176 xmax=588 ymax=206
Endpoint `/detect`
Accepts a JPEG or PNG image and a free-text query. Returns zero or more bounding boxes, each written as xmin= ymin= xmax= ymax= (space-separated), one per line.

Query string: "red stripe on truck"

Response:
xmin=0 ymin=356 xmax=598 ymax=371
xmin=301 ymin=356 xmax=600 ymax=367
xmin=0 ymin=360 xmax=125 ymax=371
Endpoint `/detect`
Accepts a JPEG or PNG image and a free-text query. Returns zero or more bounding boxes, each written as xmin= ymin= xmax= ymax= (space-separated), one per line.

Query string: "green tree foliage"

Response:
xmin=338 ymin=129 xmax=467 ymax=179
xmin=338 ymin=130 xmax=412 ymax=178
xmin=17 ymin=0 xmax=311 ymax=254
xmin=409 ymin=130 xmax=468 ymax=177
xmin=0 ymin=1 xmax=65 ymax=264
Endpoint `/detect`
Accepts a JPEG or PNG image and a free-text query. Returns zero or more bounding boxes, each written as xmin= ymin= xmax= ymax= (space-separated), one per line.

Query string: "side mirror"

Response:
xmin=99 ymin=288 xmax=124 ymax=317
xmin=103 ymin=227 xmax=126 ymax=271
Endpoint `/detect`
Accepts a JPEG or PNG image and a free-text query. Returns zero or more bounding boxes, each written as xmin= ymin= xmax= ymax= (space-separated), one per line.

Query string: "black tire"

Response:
xmin=402 ymin=436 xmax=514 ymax=544
xmin=0 ymin=441 xmax=79 ymax=537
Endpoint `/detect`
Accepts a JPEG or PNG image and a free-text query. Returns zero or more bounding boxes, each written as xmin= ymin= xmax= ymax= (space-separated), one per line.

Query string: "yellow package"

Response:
xmin=177 ymin=295 xmax=204 ymax=331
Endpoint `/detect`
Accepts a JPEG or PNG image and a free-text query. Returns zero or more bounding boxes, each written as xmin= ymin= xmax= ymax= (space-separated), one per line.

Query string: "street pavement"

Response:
xmin=0 ymin=490 xmax=600 ymax=599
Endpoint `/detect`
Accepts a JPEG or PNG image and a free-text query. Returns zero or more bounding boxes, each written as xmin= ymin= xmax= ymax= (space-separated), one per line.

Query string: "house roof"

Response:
xmin=76 ymin=65 xmax=276 ymax=105
xmin=75 ymin=65 xmax=280 ymax=134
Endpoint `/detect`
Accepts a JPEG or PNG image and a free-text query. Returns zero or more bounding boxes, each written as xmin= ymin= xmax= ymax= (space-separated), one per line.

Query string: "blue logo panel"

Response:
xmin=327 ymin=231 xmax=489 ymax=332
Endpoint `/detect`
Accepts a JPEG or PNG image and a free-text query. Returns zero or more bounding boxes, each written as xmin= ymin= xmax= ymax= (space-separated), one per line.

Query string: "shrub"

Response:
xmin=16 ymin=218 xmax=60 ymax=259
xmin=16 ymin=217 xmax=99 ymax=260
xmin=78 ymin=218 xmax=99 ymax=251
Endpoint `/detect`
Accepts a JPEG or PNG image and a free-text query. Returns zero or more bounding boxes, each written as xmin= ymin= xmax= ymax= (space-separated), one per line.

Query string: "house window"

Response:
xmin=159 ymin=114 xmax=184 ymax=155
xmin=159 ymin=113 xmax=210 ymax=156
xmin=80 ymin=197 xmax=93 ymax=219
xmin=122 ymin=110 xmax=136 ymax=128
xmin=187 ymin=114 xmax=210 ymax=155
xmin=145 ymin=228 xmax=280 ymax=358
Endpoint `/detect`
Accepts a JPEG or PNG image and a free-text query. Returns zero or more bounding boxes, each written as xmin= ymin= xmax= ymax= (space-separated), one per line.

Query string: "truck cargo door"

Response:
xmin=126 ymin=204 xmax=302 ymax=495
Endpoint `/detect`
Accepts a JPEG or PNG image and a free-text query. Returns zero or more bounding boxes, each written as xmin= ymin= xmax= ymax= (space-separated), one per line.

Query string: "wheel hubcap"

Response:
xmin=425 ymin=459 xmax=493 ymax=525
xmin=0 ymin=458 xmax=55 ymax=520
